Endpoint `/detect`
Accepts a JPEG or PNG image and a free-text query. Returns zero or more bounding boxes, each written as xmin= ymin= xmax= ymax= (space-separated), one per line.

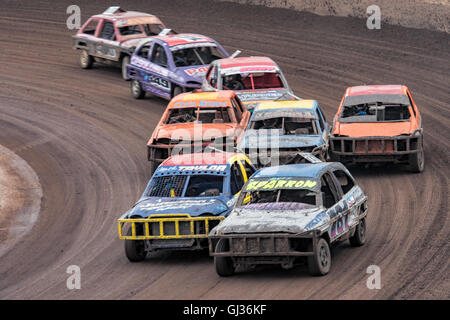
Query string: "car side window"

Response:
xmin=316 ymin=108 xmax=325 ymax=132
xmin=320 ymin=173 xmax=340 ymax=209
xmin=209 ymin=66 xmax=218 ymax=88
xmin=205 ymin=66 xmax=213 ymax=83
xmin=333 ymin=170 xmax=355 ymax=195
xmin=240 ymin=159 xmax=255 ymax=180
xmin=137 ymin=44 xmax=151 ymax=60
xmin=150 ymin=43 xmax=168 ymax=67
xmin=82 ymin=19 xmax=99 ymax=35
xmin=99 ymin=21 xmax=116 ymax=40
xmin=406 ymin=92 xmax=416 ymax=118
xmin=235 ymin=96 xmax=245 ymax=114
xmin=230 ymin=162 xmax=245 ymax=195
xmin=231 ymin=99 xmax=242 ymax=123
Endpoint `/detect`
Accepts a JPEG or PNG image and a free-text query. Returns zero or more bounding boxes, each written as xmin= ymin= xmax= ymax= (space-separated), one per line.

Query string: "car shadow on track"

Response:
xmin=345 ymin=162 xmax=420 ymax=179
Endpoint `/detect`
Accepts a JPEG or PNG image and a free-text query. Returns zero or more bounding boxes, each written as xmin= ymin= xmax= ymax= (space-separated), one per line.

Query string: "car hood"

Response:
xmin=176 ymin=65 xmax=208 ymax=84
xmin=123 ymin=197 xmax=229 ymax=218
xmin=210 ymin=205 xmax=329 ymax=235
xmin=334 ymin=121 xmax=414 ymax=137
xmin=238 ymin=131 xmax=323 ymax=149
xmin=152 ymin=123 xmax=240 ymax=142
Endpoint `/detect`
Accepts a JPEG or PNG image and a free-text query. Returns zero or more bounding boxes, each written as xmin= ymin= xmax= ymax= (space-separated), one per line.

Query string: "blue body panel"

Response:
xmin=120 ymin=164 xmax=236 ymax=219
xmin=238 ymin=101 xmax=329 ymax=150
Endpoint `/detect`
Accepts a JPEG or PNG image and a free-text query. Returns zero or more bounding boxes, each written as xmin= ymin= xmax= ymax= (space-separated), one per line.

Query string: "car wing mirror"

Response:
xmin=230 ymin=50 xmax=241 ymax=58
xmin=158 ymin=28 xmax=172 ymax=36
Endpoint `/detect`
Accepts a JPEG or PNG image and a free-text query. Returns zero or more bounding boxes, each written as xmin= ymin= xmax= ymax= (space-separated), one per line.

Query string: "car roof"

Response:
xmin=346 ymin=85 xmax=407 ymax=96
xmin=253 ymin=162 xmax=339 ymax=179
xmin=217 ymin=56 xmax=277 ymax=69
xmin=153 ymin=33 xmax=214 ymax=47
xmin=93 ymin=10 xmax=157 ymax=20
xmin=168 ymin=91 xmax=236 ymax=108
xmin=161 ymin=152 xmax=246 ymax=166
xmin=254 ymin=99 xmax=318 ymax=112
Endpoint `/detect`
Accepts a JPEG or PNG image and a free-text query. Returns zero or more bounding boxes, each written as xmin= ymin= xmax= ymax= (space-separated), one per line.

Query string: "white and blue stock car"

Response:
xmin=209 ymin=159 xmax=368 ymax=276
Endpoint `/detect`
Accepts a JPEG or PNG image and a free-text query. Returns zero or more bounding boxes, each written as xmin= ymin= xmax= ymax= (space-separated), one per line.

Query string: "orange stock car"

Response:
xmin=330 ymin=85 xmax=424 ymax=172
xmin=147 ymin=90 xmax=250 ymax=173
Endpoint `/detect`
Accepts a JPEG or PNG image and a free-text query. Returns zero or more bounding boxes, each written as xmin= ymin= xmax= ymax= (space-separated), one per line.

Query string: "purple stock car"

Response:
xmin=126 ymin=33 xmax=229 ymax=100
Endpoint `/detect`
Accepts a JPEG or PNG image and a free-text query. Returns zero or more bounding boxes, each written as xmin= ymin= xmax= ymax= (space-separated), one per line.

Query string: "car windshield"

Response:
xmin=222 ymin=72 xmax=285 ymax=90
xmin=172 ymin=45 xmax=225 ymax=67
xmin=250 ymin=116 xmax=318 ymax=135
xmin=238 ymin=189 xmax=318 ymax=210
xmin=340 ymin=103 xmax=411 ymax=123
xmin=118 ymin=23 xmax=164 ymax=36
xmin=146 ymin=175 xmax=223 ymax=197
xmin=165 ymin=107 xmax=233 ymax=124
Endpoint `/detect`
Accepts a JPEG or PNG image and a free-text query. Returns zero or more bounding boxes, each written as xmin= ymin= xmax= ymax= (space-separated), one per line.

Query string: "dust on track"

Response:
xmin=0 ymin=0 xmax=448 ymax=299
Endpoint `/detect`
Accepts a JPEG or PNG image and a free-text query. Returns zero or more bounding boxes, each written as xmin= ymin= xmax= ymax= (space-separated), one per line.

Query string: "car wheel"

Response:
xmin=79 ymin=50 xmax=93 ymax=69
xmin=172 ymin=86 xmax=183 ymax=98
xmin=307 ymin=237 xmax=331 ymax=276
xmin=349 ymin=218 xmax=366 ymax=247
xmin=131 ymin=80 xmax=145 ymax=99
xmin=124 ymin=228 xmax=147 ymax=262
xmin=214 ymin=239 xmax=235 ymax=277
xmin=121 ymin=55 xmax=130 ymax=81
xmin=409 ymin=148 xmax=424 ymax=173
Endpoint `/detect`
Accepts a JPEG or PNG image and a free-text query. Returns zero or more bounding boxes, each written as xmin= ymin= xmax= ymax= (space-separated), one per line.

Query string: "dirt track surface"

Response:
xmin=0 ymin=0 xmax=449 ymax=299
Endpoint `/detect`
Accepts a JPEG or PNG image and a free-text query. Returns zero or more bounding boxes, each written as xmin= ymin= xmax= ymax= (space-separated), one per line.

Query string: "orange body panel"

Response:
xmin=332 ymin=85 xmax=421 ymax=138
xmin=148 ymin=91 xmax=250 ymax=147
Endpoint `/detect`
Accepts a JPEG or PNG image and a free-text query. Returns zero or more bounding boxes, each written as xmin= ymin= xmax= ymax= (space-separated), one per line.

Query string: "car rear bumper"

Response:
xmin=330 ymin=134 xmax=421 ymax=160
xmin=147 ymin=141 xmax=236 ymax=162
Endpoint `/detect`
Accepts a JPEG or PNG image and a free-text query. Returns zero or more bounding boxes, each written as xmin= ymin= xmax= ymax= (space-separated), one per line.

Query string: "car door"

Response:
xmin=96 ymin=19 xmax=120 ymax=61
xmin=331 ymin=168 xmax=361 ymax=231
xmin=74 ymin=18 xmax=101 ymax=53
xmin=145 ymin=42 xmax=171 ymax=97
xmin=320 ymin=172 xmax=349 ymax=242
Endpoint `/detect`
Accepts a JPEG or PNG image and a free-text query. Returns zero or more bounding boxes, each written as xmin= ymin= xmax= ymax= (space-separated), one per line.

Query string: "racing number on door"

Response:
xmin=144 ymin=74 xmax=169 ymax=89
xmin=330 ymin=211 xmax=349 ymax=238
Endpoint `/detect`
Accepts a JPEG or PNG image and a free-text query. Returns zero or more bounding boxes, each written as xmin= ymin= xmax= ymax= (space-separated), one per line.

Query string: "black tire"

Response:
xmin=79 ymin=50 xmax=93 ymax=69
xmin=124 ymin=228 xmax=146 ymax=262
xmin=408 ymin=147 xmax=424 ymax=173
xmin=349 ymin=218 xmax=366 ymax=247
xmin=307 ymin=237 xmax=331 ymax=276
xmin=131 ymin=79 xmax=145 ymax=99
xmin=121 ymin=55 xmax=130 ymax=81
xmin=172 ymin=86 xmax=183 ymax=98
xmin=214 ymin=239 xmax=235 ymax=277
